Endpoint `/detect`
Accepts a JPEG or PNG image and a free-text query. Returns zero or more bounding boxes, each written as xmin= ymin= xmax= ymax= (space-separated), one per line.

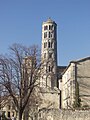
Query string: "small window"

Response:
xmin=44 ymin=42 xmax=47 ymax=48
xmin=49 ymin=66 xmax=52 ymax=72
xmin=44 ymin=26 xmax=48 ymax=30
xmin=49 ymin=25 xmax=53 ymax=30
xmin=48 ymin=42 xmax=50 ymax=48
xmin=48 ymin=42 xmax=53 ymax=48
xmin=49 ymin=32 xmax=51 ymax=38
xmin=49 ymin=25 xmax=51 ymax=30
xmin=49 ymin=66 xmax=50 ymax=72
xmin=44 ymin=32 xmax=47 ymax=38
xmin=49 ymin=31 xmax=53 ymax=38
xmin=51 ymin=42 xmax=53 ymax=48
xmin=8 ymin=112 xmax=10 ymax=118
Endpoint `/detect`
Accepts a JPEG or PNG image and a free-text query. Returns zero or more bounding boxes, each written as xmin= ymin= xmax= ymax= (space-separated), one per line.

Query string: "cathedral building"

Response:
xmin=40 ymin=18 xmax=90 ymax=110
xmin=1 ymin=18 xmax=90 ymax=120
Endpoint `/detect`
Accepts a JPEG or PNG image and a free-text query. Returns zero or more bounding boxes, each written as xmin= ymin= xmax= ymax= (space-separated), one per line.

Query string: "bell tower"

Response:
xmin=41 ymin=18 xmax=57 ymax=88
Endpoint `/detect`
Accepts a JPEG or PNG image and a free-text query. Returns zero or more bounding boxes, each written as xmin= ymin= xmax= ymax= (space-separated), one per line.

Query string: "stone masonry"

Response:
xmin=38 ymin=109 xmax=90 ymax=120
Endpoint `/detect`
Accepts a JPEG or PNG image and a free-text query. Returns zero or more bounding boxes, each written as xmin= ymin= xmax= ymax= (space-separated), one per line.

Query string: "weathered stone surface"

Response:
xmin=62 ymin=57 xmax=90 ymax=109
xmin=38 ymin=109 xmax=90 ymax=120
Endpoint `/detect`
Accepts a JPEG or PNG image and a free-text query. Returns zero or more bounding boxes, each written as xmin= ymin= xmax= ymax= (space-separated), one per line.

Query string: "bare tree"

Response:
xmin=0 ymin=43 xmax=41 ymax=120
xmin=23 ymin=88 xmax=43 ymax=120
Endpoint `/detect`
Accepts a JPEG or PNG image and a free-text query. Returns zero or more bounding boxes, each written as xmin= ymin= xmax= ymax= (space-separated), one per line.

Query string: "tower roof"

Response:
xmin=47 ymin=18 xmax=53 ymax=23
xmin=43 ymin=18 xmax=57 ymax=25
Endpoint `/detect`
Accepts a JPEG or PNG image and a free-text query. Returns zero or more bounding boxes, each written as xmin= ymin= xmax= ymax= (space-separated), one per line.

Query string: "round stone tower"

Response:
xmin=41 ymin=18 xmax=57 ymax=88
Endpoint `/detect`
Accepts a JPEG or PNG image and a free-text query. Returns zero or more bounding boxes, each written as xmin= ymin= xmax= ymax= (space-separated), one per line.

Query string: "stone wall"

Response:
xmin=38 ymin=109 xmax=90 ymax=120
xmin=39 ymin=88 xmax=60 ymax=109
xmin=61 ymin=58 xmax=90 ymax=109
xmin=77 ymin=59 xmax=90 ymax=107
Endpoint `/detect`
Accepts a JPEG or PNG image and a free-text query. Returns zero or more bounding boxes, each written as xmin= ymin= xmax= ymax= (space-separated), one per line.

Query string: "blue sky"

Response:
xmin=0 ymin=0 xmax=90 ymax=65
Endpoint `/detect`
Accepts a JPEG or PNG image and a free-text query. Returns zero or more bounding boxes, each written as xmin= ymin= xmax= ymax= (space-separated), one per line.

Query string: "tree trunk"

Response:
xmin=18 ymin=110 xmax=23 ymax=120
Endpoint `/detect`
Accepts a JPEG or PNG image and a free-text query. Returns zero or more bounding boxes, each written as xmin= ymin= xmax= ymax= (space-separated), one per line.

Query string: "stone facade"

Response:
xmin=61 ymin=62 xmax=76 ymax=108
xmin=61 ymin=57 xmax=90 ymax=109
xmin=38 ymin=109 xmax=90 ymax=120
xmin=39 ymin=88 xmax=60 ymax=110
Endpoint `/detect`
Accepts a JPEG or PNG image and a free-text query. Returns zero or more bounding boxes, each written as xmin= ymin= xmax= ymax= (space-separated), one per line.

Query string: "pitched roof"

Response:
xmin=70 ymin=56 xmax=90 ymax=63
xmin=62 ymin=56 xmax=90 ymax=75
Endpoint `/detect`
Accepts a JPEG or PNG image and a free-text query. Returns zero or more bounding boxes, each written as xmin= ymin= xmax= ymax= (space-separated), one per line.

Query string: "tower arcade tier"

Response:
xmin=41 ymin=18 xmax=57 ymax=88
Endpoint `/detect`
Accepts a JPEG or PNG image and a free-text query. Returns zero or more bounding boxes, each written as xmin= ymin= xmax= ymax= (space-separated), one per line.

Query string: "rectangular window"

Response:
xmin=44 ymin=32 xmax=47 ymax=38
xmin=8 ymin=112 xmax=10 ymax=118
xmin=48 ymin=42 xmax=53 ymax=48
xmin=44 ymin=26 xmax=48 ymax=30
xmin=51 ymin=42 xmax=53 ymax=48
xmin=49 ymin=31 xmax=53 ymax=38
xmin=49 ymin=66 xmax=52 ymax=72
xmin=49 ymin=25 xmax=51 ymax=30
xmin=49 ymin=32 xmax=51 ymax=38
xmin=44 ymin=42 xmax=47 ymax=48
xmin=49 ymin=66 xmax=51 ymax=72
xmin=48 ymin=42 xmax=50 ymax=48
xmin=49 ymin=25 xmax=53 ymax=30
